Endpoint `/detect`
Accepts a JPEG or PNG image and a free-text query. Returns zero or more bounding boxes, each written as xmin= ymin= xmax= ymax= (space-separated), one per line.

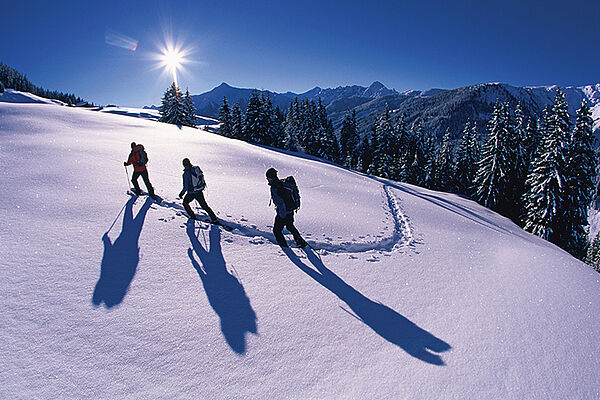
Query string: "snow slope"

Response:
xmin=1 ymin=92 xmax=600 ymax=399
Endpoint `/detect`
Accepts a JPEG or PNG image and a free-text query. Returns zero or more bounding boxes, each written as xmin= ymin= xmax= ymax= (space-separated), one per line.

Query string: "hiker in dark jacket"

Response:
xmin=266 ymin=168 xmax=307 ymax=248
xmin=124 ymin=142 xmax=156 ymax=199
xmin=179 ymin=158 xmax=219 ymax=223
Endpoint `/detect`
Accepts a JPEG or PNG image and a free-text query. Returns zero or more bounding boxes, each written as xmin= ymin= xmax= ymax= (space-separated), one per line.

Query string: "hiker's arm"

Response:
xmin=271 ymin=186 xmax=288 ymax=217
xmin=179 ymin=172 xmax=189 ymax=198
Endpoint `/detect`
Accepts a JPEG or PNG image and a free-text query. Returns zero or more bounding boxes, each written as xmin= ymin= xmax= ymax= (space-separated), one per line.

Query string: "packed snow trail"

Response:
xmin=148 ymin=182 xmax=413 ymax=254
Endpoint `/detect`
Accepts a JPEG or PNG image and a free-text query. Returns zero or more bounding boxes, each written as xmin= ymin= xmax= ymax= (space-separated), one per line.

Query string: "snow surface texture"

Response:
xmin=1 ymin=91 xmax=600 ymax=399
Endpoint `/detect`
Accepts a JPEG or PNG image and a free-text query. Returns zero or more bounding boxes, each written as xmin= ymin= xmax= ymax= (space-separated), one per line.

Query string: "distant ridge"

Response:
xmin=148 ymin=81 xmax=600 ymax=140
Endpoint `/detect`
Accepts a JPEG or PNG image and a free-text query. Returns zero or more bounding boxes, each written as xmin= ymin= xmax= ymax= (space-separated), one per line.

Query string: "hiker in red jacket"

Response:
xmin=124 ymin=142 xmax=156 ymax=199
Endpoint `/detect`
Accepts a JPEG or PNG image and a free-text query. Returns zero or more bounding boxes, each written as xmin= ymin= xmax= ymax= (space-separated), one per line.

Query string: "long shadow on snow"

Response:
xmin=187 ymin=223 xmax=258 ymax=355
xmin=283 ymin=247 xmax=451 ymax=365
xmin=92 ymin=197 xmax=152 ymax=308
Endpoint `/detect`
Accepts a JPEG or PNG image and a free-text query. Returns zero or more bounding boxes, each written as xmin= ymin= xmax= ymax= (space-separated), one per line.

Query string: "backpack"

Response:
xmin=190 ymin=166 xmax=206 ymax=192
xmin=135 ymin=145 xmax=148 ymax=166
xmin=279 ymin=176 xmax=301 ymax=211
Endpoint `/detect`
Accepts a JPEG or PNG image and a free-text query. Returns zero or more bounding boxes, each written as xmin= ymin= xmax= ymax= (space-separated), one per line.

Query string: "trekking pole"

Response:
xmin=124 ymin=165 xmax=131 ymax=193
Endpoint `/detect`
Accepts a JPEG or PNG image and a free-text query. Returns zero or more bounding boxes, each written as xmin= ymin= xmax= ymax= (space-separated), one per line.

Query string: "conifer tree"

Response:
xmin=562 ymin=101 xmax=597 ymax=257
xmin=474 ymin=102 xmax=513 ymax=215
xmin=524 ymin=118 xmax=541 ymax=168
xmin=271 ymin=105 xmax=286 ymax=149
xmin=310 ymin=100 xmax=339 ymax=161
xmin=299 ymin=99 xmax=320 ymax=154
xmin=261 ymin=94 xmax=277 ymax=146
xmin=182 ymin=89 xmax=197 ymax=128
xmin=358 ymin=130 xmax=375 ymax=174
xmin=394 ymin=115 xmax=411 ymax=178
xmin=284 ymin=98 xmax=301 ymax=151
xmin=339 ymin=110 xmax=359 ymax=168
xmin=159 ymin=82 xmax=186 ymax=125
xmin=584 ymin=232 xmax=600 ymax=272
xmin=522 ymin=90 xmax=571 ymax=244
xmin=230 ymin=103 xmax=243 ymax=139
xmin=454 ymin=122 xmax=480 ymax=196
xmin=243 ymin=91 xmax=265 ymax=143
xmin=369 ymin=105 xmax=397 ymax=178
xmin=430 ymin=129 xmax=455 ymax=191
xmin=218 ymin=96 xmax=232 ymax=137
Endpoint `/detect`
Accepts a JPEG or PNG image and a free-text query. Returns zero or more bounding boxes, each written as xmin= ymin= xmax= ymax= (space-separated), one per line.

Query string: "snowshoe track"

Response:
xmin=152 ymin=183 xmax=414 ymax=255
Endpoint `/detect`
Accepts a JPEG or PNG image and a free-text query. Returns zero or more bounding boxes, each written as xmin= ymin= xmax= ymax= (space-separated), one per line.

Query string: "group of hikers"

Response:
xmin=124 ymin=142 xmax=308 ymax=249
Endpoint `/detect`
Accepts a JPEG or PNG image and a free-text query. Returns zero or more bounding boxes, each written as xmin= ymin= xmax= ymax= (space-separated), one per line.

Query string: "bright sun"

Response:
xmin=158 ymin=46 xmax=187 ymax=85
xmin=161 ymin=49 xmax=183 ymax=70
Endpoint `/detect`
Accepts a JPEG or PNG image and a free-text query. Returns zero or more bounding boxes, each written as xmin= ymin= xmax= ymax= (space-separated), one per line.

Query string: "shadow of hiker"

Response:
xmin=92 ymin=197 xmax=152 ymax=308
xmin=283 ymin=248 xmax=452 ymax=365
xmin=187 ymin=223 xmax=257 ymax=354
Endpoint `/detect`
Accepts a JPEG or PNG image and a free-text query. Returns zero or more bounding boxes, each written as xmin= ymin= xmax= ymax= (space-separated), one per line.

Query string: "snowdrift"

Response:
xmin=1 ymin=94 xmax=599 ymax=399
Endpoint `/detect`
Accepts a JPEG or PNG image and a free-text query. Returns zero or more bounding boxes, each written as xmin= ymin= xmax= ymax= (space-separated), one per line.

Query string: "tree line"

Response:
xmin=0 ymin=63 xmax=88 ymax=105
xmin=214 ymin=90 xmax=598 ymax=268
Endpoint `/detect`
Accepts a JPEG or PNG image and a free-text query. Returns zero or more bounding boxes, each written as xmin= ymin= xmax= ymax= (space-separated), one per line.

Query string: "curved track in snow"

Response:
xmin=157 ymin=183 xmax=414 ymax=255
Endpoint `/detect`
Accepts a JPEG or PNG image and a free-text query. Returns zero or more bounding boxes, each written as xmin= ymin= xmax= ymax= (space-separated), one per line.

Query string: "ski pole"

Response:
xmin=124 ymin=164 xmax=132 ymax=192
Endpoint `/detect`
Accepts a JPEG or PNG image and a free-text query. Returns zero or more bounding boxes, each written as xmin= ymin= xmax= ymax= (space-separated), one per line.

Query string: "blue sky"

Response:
xmin=2 ymin=0 xmax=599 ymax=107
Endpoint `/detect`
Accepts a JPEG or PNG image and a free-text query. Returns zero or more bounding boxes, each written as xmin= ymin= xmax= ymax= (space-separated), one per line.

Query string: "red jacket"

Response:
xmin=125 ymin=145 xmax=147 ymax=172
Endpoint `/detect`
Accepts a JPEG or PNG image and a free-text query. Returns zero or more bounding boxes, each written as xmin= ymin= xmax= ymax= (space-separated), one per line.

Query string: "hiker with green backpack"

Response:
xmin=266 ymin=167 xmax=307 ymax=248
xmin=179 ymin=158 xmax=219 ymax=223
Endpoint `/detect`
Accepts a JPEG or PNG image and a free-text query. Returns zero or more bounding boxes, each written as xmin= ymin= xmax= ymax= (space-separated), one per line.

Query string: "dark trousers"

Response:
xmin=273 ymin=212 xmax=306 ymax=247
xmin=131 ymin=170 xmax=155 ymax=196
xmin=183 ymin=191 xmax=217 ymax=221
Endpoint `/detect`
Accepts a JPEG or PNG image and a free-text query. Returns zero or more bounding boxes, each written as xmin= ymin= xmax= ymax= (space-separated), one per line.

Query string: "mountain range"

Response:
xmin=147 ymin=81 xmax=600 ymax=140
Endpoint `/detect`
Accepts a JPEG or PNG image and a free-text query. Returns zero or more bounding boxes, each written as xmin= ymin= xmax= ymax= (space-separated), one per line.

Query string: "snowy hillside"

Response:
xmin=1 ymin=91 xmax=600 ymax=399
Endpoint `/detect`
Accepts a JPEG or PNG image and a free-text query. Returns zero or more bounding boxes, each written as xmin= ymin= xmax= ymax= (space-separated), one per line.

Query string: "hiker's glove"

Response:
xmin=123 ymin=162 xmax=127 ymax=166
xmin=178 ymin=191 xmax=184 ymax=199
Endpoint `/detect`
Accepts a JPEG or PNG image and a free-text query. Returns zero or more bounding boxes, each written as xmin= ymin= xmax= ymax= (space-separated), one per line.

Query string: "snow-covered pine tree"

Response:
xmin=243 ymin=91 xmax=265 ymax=143
xmin=584 ymin=231 xmax=600 ymax=272
xmin=421 ymin=129 xmax=437 ymax=188
xmin=524 ymin=118 xmax=541 ymax=168
xmin=182 ymin=89 xmax=197 ymax=128
xmin=522 ymin=89 xmax=571 ymax=244
xmin=473 ymin=102 xmax=513 ymax=215
xmin=369 ymin=105 xmax=397 ymax=178
xmin=260 ymin=94 xmax=277 ymax=147
xmin=454 ymin=122 xmax=480 ymax=196
xmin=284 ymin=98 xmax=301 ymax=151
xmin=230 ymin=103 xmax=243 ymax=139
xmin=270 ymin=105 xmax=286 ymax=149
xmin=299 ymin=99 xmax=319 ymax=155
xmin=504 ymin=103 xmax=527 ymax=220
xmin=339 ymin=110 xmax=359 ymax=168
xmin=430 ymin=128 xmax=455 ymax=191
xmin=218 ymin=96 xmax=232 ymax=137
xmin=562 ymin=100 xmax=597 ymax=258
xmin=394 ymin=114 xmax=411 ymax=179
xmin=310 ymin=100 xmax=339 ymax=161
xmin=358 ymin=130 xmax=375 ymax=174
xmin=159 ymin=82 xmax=186 ymax=125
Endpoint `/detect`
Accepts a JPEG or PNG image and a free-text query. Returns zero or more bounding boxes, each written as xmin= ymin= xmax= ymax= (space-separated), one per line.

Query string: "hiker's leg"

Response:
xmin=273 ymin=215 xmax=287 ymax=246
xmin=140 ymin=170 xmax=155 ymax=196
xmin=195 ymin=192 xmax=217 ymax=221
xmin=182 ymin=194 xmax=196 ymax=219
xmin=285 ymin=213 xmax=306 ymax=246
xmin=131 ymin=171 xmax=142 ymax=193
